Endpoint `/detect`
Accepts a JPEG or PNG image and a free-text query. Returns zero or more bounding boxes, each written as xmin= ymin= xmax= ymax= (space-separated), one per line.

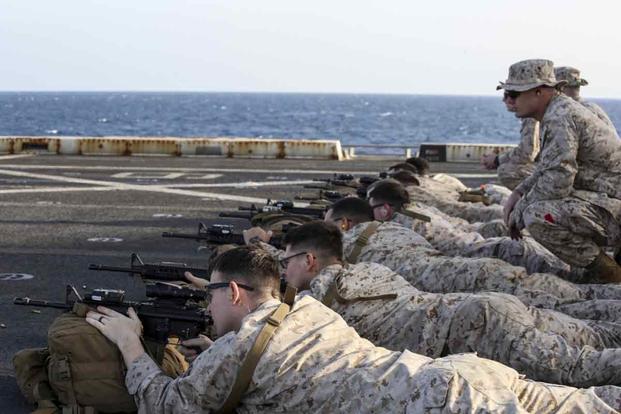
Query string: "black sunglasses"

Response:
xmin=205 ymin=281 xmax=255 ymax=300
xmin=278 ymin=251 xmax=309 ymax=268
xmin=503 ymin=90 xmax=521 ymax=100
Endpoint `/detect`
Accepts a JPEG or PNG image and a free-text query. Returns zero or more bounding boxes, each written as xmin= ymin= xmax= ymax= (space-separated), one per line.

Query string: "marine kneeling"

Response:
xmin=86 ymin=245 xmax=620 ymax=413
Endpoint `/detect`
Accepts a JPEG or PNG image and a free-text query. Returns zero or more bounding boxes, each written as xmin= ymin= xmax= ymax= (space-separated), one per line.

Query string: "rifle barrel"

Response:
xmin=14 ymin=297 xmax=71 ymax=310
xmin=88 ymin=264 xmax=136 ymax=273
xmin=162 ymin=232 xmax=201 ymax=240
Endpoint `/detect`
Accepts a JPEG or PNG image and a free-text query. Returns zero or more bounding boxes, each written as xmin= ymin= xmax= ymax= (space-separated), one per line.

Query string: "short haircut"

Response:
xmin=211 ymin=245 xmax=280 ymax=294
xmin=405 ymin=157 xmax=430 ymax=175
xmin=387 ymin=162 xmax=417 ymax=174
xmin=367 ymin=179 xmax=409 ymax=209
xmin=329 ymin=197 xmax=374 ymax=224
xmin=283 ymin=221 xmax=343 ymax=261
xmin=388 ymin=170 xmax=420 ymax=186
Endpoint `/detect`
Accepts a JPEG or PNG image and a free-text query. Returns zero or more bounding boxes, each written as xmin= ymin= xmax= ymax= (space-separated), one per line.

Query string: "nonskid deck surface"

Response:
xmin=0 ymin=153 xmax=496 ymax=412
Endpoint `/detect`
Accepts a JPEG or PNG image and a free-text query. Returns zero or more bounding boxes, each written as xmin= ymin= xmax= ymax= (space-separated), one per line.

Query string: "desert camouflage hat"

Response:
xmin=496 ymin=59 xmax=567 ymax=92
xmin=554 ymin=66 xmax=589 ymax=87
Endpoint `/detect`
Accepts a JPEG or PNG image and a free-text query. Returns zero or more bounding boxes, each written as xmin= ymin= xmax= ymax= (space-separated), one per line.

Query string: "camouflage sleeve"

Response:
xmin=126 ymin=332 xmax=241 ymax=413
xmin=513 ymin=117 xmax=579 ymax=224
xmin=498 ymin=119 xmax=539 ymax=165
xmin=583 ymin=101 xmax=615 ymax=130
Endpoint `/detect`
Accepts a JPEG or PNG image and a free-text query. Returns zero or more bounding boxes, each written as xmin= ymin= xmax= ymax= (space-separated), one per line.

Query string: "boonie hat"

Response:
xmin=554 ymin=66 xmax=588 ymax=87
xmin=496 ymin=59 xmax=567 ymax=92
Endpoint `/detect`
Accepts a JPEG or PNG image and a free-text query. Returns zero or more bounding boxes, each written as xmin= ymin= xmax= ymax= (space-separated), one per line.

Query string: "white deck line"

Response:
xmin=0 ymin=164 xmax=498 ymax=179
xmin=0 ymin=168 xmax=311 ymax=205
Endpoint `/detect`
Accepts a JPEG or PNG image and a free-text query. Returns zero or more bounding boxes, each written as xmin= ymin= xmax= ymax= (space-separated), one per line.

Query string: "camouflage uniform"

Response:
xmin=510 ymin=94 xmax=621 ymax=267
xmin=554 ymin=66 xmax=616 ymax=129
xmin=410 ymin=181 xmax=505 ymax=223
xmin=497 ymin=118 xmax=540 ymax=190
xmin=308 ymin=261 xmax=621 ymax=386
xmin=344 ymin=219 xmax=621 ymax=318
xmin=122 ymin=295 xmax=619 ymax=413
xmin=581 ymin=99 xmax=616 ymax=129
xmin=401 ymin=206 xmax=572 ymax=277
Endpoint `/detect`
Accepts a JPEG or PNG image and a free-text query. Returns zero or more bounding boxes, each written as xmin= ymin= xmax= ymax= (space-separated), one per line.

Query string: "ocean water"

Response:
xmin=1 ymin=92 xmax=620 ymax=153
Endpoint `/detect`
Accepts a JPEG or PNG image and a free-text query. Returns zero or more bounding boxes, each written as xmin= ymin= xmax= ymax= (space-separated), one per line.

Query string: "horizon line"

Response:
xmin=1 ymin=90 xmax=619 ymax=100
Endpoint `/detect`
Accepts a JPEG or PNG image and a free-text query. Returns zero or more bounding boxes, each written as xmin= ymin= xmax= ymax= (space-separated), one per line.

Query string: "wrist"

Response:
xmin=117 ymin=334 xmax=145 ymax=365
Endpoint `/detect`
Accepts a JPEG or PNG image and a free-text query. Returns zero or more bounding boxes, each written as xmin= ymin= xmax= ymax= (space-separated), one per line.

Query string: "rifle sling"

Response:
xmin=218 ymin=286 xmax=296 ymax=413
xmin=346 ymin=221 xmax=381 ymax=263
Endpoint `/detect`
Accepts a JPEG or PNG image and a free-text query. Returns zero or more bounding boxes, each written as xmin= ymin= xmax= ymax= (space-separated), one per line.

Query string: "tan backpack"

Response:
xmin=14 ymin=305 xmax=188 ymax=413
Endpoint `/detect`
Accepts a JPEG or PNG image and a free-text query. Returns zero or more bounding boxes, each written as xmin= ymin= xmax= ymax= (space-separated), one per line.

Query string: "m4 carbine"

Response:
xmin=219 ymin=199 xmax=326 ymax=220
xmin=162 ymin=222 xmax=291 ymax=249
xmin=14 ymin=283 xmax=211 ymax=343
xmin=89 ymin=253 xmax=208 ymax=282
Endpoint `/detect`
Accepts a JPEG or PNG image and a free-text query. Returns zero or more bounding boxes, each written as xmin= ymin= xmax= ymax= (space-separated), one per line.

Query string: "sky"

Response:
xmin=1 ymin=0 xmax=621 ymax=97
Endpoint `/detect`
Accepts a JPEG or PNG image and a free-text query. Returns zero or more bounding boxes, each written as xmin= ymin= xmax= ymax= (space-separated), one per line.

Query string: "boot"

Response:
xmin=584 ymin=250 xmax=621 ymax=283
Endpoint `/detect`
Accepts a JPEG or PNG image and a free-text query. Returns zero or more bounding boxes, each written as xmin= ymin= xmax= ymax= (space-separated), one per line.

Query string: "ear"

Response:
xmin=229 ymin=281 xmax=242 ymax=305
xmin=380 ymin=203 xmax=393 ymax=219
xmin=341 ymin=217 xmax=352 ymax=231
xmin=305 ymin=252 xmax=316 ymax=271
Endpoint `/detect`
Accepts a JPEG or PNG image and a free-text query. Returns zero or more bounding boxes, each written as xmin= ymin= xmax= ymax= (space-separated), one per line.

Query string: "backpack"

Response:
xmin=14 ymin=304 xmax=188 ymax=413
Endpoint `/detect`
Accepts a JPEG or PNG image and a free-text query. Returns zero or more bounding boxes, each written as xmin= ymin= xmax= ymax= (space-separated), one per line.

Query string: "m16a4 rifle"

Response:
xmin=14 ymin=283 xmax=211 ymax=343
xmin=295 ymin=189 xmax=347 ymax=202
xmin=88 ymin=253 xmax=208 ymax=281
xmin=162 ymin=222 xmax=291 ymax=249
xmin=219 ymin=199 xmax=327 ymax=220
xmin=305 ymin=172 xmax=388 ymax=191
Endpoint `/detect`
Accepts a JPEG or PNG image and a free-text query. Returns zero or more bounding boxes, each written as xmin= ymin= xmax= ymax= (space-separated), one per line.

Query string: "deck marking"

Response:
xmin=87 ymin=237 xmax=124 ymax=243
xmin=159 ymin=180 xmax=315 ymax=188
xmin=0 ymin=273 xmax=35 ymax=281
xmin=0 ymin=163 xmax=380 ymax=175
xmin=0 ymin=154 xmax=34 ymax=160
xmin=0 ymin=169 xmax=309 ymax=205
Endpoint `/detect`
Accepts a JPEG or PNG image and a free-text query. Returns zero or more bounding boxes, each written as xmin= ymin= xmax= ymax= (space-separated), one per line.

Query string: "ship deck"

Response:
xmin=0 ymin=153 xmax=496 ymax=412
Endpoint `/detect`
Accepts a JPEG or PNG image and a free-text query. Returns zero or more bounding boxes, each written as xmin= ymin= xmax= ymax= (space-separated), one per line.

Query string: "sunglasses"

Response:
xmin=503 ymin=90 xmax=522 ymax=100
xmin=204 ymin=281 xmax=255 ymax=301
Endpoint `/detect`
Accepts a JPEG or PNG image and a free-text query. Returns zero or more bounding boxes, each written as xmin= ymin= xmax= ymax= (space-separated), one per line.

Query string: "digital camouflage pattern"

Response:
xmin=497 ymin=118 xmax=540 ymax=190
xmin=125 ymin=295 xmax=621 ymax=413
xmin=581 ymin=99 xmax=615 ymax=129
xmin=344 ymin=218 xmax=621 ymax=313
xmin=554 ymin=66 xmax=615 ymax=129
xmin=397 ymin=207 xmax=572 ymax=277
xmin=497 ymin=59 xmax=566 ymax=92
xmin=308 ymin=261 xmax=621 ymax=386
xmin=408 ymin=184 xmax=504 ymax=223
xmin=512 ymin=94 xmax=621 ymax=267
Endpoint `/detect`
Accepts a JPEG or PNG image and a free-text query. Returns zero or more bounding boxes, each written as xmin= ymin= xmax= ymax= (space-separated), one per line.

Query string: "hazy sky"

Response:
xmin=2 ymin=1 xmax=620 ymax=97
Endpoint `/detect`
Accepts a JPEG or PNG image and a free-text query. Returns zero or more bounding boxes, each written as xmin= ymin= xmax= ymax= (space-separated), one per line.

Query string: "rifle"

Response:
xmin=89 ymin=253 xmax=208 ymax=281
xmin=219 ymin=199 xmax=326 ymax=220
xmin=163 ymin=223 xmax=245 ymax=245
xmin=162 ymin=222 xmax=291 ymax=249
xmin=14 ymin=283 xmax=211 ymax=343
xmin=295 ymin=190 xmax=347 ymax=202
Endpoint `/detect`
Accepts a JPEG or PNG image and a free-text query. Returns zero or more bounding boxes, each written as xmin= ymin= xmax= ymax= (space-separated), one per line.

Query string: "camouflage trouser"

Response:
xmin=423 ymin=197 xmax=504 ymax=223
xmin=557 ymin=300 xmax=621 ymax=323
xmin=447 ymin=293 xmax=621 ymax=387
xmin=497 ymin=160 xmax=535 ymax=190
xmin=460 ymin=236 xmax=571 ymax=277
xmin=380 ymin=249 xmax=621 ymax=310
xmin=522 ymin=198 xmax=621 ymax=267
xmin=468 ymin=219 xmax=508 ymax=238
xmin=414 ymin=217 xmax=571 ymax=276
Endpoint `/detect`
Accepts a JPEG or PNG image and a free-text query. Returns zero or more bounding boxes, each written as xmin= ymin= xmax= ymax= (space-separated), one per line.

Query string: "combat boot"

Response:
xmin=584 ymin=250 xmax=621 ymax=283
